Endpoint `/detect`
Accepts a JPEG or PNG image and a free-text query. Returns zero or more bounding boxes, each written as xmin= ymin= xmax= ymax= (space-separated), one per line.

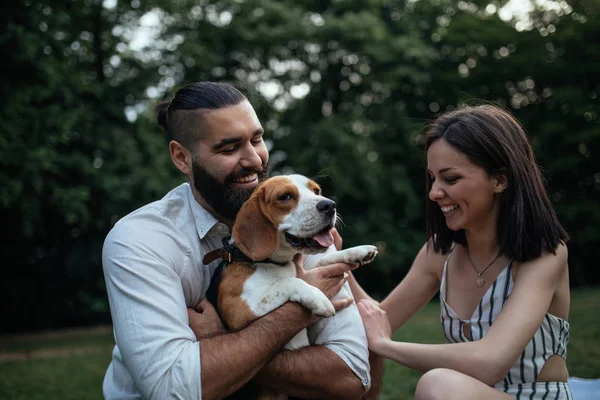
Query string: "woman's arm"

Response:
xmin=359 ymin=244 xmax=569 ymax=386
xmin=380 ymin=242 xmax=445 ymax=331
xmin=347 ymin=272 xmax=377 ymax=303
xmin=352 ymin=240 xmax=445 ymax=399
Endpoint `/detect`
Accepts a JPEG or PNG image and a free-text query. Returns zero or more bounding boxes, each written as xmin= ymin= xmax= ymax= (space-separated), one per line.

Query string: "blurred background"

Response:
xmin=1 ymin=0 xmax=598 ymax=337
xmin=2 ymin=1 xmax=599 ymax=398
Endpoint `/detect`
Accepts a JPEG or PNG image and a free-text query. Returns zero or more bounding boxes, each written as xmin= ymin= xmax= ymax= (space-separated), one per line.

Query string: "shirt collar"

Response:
xmin=185 ymin=183 xmax=221 ymax=239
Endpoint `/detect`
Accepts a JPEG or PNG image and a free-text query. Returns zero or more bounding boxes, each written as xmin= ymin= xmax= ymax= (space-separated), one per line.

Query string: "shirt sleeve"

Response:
xmin=102 ymin=213 xmax=202 ymax=399
xmin=306 ymin=281 xmax=372 ymax=390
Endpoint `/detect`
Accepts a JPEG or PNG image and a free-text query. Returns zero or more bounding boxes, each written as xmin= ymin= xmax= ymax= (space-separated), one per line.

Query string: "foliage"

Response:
xmin=0 ymin=0 xmax=598 ymax=332
xmin=0 ymin=0 xmax=183 ymax=332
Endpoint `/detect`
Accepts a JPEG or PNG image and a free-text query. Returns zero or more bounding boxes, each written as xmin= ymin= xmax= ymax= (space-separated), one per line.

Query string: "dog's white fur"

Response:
xmin=217 ymin=174 xmax=378 ymax=351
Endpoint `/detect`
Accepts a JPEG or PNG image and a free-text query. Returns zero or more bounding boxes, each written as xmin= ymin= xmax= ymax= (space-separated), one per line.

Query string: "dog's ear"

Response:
xmin=232 ymin=187 xmax=279 ymax=261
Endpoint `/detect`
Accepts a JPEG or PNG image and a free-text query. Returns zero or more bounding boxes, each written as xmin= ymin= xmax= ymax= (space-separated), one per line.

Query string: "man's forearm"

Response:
xmin=253 ymin=345 xmax=366 ymax=400
xmin=200 ymin=303 xmax=312 ymax=400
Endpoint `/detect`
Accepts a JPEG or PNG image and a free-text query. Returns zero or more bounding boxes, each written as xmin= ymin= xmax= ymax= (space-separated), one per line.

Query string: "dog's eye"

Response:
xmin=313 ymin=188 xmax=321 ymax=195
xmin=278 ymin=193 xmax=293 ymax=201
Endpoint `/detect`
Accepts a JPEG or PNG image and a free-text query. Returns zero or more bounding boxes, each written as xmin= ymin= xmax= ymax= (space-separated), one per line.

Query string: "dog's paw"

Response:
xmin=291 ymin=285 xmax=336 ymax=318
xmin=311 ymin=298 xmax=336 ymax=318
xmin=349 ymin=245 xmax=378 ymax=265
xmin=303 ymin=292 xmax=336 ymax=318
xmin=316 ymin=245 xmax=379 ymax=267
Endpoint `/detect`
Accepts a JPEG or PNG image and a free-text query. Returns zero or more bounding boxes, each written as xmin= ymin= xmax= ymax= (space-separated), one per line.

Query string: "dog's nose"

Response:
xmin=316 ymin=199 xmax=336 ymax=217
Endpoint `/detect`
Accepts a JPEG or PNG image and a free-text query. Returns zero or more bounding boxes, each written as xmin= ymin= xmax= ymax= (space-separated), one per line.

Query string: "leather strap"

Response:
xmin=203 ymin=248 xmax=232 ymax=265
xmin=202 ymin=236 xmax=286 ymax=266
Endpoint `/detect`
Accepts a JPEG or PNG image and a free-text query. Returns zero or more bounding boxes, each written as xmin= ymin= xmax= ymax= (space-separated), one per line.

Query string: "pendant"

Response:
xmin=476 ymin=276 xmax=486 ymax=287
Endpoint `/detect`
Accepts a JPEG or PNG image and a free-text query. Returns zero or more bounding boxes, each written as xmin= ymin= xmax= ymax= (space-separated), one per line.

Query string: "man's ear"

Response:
xmin=232 ymin=187 xmax=279 ymax=261
xmin=170 ymin=140 xmax=192 ymax=175
xmin=493 ymin=169 xmax=508 ymax=193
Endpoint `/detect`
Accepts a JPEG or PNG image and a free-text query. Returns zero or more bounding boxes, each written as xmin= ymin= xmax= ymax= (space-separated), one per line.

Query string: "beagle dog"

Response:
xmin=215 ymin=173 xmax=378 ymax=350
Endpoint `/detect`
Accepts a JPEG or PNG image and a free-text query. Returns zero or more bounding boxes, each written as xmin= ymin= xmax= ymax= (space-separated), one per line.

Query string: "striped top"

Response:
xmin=440 ymin=251 xmax=570 ymax=387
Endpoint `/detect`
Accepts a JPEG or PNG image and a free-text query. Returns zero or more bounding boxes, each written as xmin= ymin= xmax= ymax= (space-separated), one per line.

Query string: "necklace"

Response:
xmin=466 ymin=248 xmax=501 ymax=288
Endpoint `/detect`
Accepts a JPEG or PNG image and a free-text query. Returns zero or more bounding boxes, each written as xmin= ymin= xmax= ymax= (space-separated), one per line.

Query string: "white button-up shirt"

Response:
xmin=102 ymin=183 xmax=371 ymax=399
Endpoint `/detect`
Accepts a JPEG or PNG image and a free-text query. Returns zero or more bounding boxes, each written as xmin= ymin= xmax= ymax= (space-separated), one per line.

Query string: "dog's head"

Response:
xmin=232 ymin=174 xmax=337 ymax=262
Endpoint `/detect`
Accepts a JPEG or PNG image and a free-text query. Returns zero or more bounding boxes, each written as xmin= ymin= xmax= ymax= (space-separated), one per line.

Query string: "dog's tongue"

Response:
xmin=312 ymin=229 xmax=334 ymax=248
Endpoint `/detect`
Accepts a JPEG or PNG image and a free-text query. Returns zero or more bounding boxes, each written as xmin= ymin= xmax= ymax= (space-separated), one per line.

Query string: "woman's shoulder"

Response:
xmin=552 ymin=241 xmax=569 ymax=261
xmin=523 ymin=242 xmax=568 ymax=267
xmin=413 ymin=239 xmax=453 ymax=277
xmin=514 ymin=242 xmax=568 ymax=281
xmin=421 ymin=238 xmax=459 ymax=257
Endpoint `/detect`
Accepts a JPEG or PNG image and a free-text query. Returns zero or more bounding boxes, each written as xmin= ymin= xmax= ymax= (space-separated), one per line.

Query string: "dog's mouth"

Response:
xmin=284 ymin=225 xmax=335 ymax=250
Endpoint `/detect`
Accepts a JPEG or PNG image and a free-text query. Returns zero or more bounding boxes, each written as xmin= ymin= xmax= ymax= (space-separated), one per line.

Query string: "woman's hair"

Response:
xmin=156 ymin=81 xmax=246 ymax=149
xmin=424 ymin=104 xmax=568 ymax=261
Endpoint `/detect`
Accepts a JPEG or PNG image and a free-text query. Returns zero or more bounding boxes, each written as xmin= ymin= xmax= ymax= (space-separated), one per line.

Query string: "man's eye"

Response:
xmin=252 ymin=138 xmax=263 ymax=145
xmin=222 ymin=147 xmax=237 ymax=154
xmin=278 ymin=193 xmax=293 ymax=201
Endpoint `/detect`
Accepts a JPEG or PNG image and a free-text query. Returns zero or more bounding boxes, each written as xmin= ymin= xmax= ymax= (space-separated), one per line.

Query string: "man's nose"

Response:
xmin=240 ymin=145 xmax=263 ymax=169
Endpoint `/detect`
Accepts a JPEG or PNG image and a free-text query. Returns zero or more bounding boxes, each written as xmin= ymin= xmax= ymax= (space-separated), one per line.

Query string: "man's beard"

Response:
xmin=192 ymin=158 xmax=269 ymax=220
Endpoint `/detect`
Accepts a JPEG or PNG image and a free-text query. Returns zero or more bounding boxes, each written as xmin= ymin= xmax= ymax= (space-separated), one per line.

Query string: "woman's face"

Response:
xmin=427 ymin=138 xmax=505 ymax=233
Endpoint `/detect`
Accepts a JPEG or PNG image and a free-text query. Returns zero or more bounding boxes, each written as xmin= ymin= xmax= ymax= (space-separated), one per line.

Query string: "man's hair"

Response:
xmin=156 ymin=81 xmax=247 ymax=149
xmin=424 ymin=104 xmax=568 ymax=262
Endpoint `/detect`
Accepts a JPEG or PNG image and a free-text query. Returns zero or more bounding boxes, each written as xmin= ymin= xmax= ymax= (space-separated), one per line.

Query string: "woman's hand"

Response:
xmin=357 ymin=299 xmax=392 ymax=353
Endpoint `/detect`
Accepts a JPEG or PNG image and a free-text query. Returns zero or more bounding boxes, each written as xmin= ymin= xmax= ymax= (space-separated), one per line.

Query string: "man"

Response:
xmin=102 ymin=81 xmax=372 ymax=400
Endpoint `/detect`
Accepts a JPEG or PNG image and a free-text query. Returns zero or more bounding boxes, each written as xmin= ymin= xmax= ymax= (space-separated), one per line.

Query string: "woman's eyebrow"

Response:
xmin=439 ymin=167 xmax=456 ymax=173
xmin=429 ymin=167 xmax=457 ymax=174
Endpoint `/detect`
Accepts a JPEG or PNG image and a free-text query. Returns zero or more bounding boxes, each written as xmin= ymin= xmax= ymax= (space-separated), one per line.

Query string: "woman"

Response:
xmin=353 ymin=105 xmax=572 ymax=399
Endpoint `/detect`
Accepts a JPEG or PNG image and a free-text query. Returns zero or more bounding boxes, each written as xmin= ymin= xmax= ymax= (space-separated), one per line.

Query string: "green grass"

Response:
xmin=0 ymin=327 xmax=114 ymax=400
xmin=0 ymin=328 xmax=115 ymax=354
xmin=0 ymin=353 xmax=113 ymax=400
xmin=561 ymin=288 xmax=600 ymax=378
xmin=0 ymin=289 xmax=598 ymax=400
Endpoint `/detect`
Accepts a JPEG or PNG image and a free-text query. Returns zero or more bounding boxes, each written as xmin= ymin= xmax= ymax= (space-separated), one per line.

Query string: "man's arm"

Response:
xmin=199 ymin=302 xmax=314 ymax=400
xmin=253 ymin=345 xmax=364 ymax=400
xmin=188 ymin=256 xmax=369 ymax=400
xmin=188 ymin=298 xmax=356 ymax=400
xmin=251 ymin=283 xmax=370 ymax=400
xmin=190 ymin=291 xmax=366 ymax=400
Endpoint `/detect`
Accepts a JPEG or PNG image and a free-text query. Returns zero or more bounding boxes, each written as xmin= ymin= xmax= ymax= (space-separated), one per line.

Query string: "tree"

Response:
xmin=1 ymin=0 xmax=597 ymax=332
xmin=0 ymin=0 xmax=180 ymax=332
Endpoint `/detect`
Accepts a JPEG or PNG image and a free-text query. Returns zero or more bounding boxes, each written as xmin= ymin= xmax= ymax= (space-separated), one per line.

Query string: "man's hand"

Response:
xmin=294 ymin=254 xmax=357 ymax=312
xmin=187 ymin=299 xmax=228 ymax=341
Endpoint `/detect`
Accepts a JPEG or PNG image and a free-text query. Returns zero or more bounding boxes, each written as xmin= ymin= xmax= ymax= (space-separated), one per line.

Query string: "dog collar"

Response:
xmin=203 ymin=236 xmax=287 ymax=266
